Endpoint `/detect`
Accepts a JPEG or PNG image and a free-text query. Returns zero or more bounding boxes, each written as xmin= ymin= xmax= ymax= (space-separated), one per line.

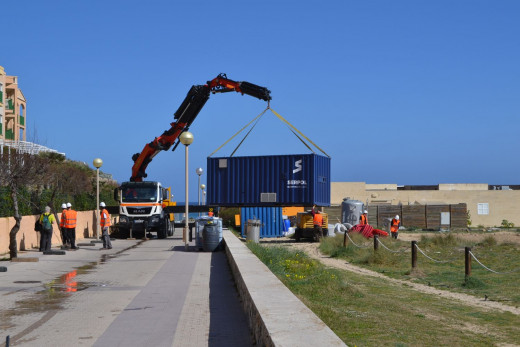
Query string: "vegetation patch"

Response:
xmin=319 ymin=233 xmax=520 ymax=305
xmin=247 ymin=241 xmax=520 ymax=346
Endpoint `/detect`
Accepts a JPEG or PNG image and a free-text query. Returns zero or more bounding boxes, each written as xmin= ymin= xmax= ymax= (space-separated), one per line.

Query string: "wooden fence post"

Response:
xmin=343 ymin=228 xmax=348 ymax=248
xmin=465 ymin=247 xmax=471 ymax=278
xmin=374 ymin=235 xmax=379 ymax=251
xmin=411 ymin=241 xmax=417 ymax=268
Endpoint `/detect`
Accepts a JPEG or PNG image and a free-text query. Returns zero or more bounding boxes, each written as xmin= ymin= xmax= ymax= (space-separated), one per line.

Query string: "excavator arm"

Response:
xmin=130 ymin=74 xmax=271 ymax=182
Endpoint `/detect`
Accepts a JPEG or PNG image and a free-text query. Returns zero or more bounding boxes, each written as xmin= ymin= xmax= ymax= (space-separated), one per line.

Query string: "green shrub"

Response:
xmin=478 ymin=236 xmax=497 ymax=247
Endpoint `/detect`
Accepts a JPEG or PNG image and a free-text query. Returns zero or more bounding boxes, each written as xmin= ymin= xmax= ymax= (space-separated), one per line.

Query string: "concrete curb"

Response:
xmin=222 ymin=229 xmax=346 ymax=347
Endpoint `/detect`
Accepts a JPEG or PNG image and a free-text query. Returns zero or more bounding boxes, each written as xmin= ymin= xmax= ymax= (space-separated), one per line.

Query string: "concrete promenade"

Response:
xmin=1 ymin=229 xmax=345 ymax=346
xmin=1 ymin=233 xmax=252 ymax=346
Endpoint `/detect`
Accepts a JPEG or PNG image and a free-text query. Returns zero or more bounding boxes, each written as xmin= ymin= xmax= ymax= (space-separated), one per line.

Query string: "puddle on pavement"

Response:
xmin=2 ymin=240 xmax=147 ymax=330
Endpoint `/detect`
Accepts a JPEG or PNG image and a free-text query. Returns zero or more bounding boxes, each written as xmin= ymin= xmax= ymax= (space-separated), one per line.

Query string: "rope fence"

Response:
xmin=335 ymin=226 xmax=519 ymax=277
xmin=376 ymin=238 xmax=408 ymax=253
xmin=469 ymin=251 xmax=520 ymax=275
xmin=414 ymin=244 xmax=453 ymax=263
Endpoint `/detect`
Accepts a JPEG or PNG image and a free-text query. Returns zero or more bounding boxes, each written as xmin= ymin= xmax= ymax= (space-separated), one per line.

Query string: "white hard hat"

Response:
xmin=100 ymin=202 xmax=106 ymax=207
xmin=61 ymin=203 xmax=67 ymax=209
xmin=66 ymin=202 xmax=72 ymax=208
xmin=364 ymin=210 xmax=368 ymax=214
xmin=395 ymin=215 xmax=400 ymax=220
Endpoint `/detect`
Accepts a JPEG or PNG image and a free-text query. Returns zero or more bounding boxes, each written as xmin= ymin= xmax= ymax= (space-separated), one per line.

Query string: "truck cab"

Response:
xmin=114 ymin=181 xmax=174 ymax=239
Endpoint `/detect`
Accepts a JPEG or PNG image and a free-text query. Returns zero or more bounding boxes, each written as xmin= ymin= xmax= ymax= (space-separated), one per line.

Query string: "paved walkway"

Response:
xmin=0 ymin=233 xmax=253 ymax=346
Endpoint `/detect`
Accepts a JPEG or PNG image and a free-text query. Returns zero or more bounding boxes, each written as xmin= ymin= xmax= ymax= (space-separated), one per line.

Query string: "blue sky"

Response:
xmin=2 ymin=1 xmax=519 ymax=201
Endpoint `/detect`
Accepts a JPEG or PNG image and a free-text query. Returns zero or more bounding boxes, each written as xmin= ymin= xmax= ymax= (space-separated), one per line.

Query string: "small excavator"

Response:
xmin=113 ymin=74 xmax=271 ymax=238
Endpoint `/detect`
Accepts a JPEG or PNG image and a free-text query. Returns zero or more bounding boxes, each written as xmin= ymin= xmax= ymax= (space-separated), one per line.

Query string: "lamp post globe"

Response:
xmin=93 ymin=158 xmax=103 ymax=168
xmin=179 ymin=131 xmax=194 ymax=146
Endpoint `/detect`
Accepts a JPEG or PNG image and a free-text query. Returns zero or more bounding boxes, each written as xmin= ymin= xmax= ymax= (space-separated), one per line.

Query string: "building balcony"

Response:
xmin=5 ymin=128 xmax=14 ymax=140
xmin=6 ymin=98 xmax=14 ymax=111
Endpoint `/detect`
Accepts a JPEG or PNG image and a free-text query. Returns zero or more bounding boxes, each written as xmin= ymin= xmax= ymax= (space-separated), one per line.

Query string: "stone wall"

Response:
xmin=0 ymin=211 xmax=117 ymax=255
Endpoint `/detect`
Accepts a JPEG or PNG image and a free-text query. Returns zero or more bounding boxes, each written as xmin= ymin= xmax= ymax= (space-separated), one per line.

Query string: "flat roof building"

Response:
xmin=332 ymin=182 xmax=520 ymax=228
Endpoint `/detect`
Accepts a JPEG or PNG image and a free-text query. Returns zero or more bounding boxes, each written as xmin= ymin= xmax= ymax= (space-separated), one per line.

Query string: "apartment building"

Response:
xmin=0 ymin=65 xmax=26 ymax=142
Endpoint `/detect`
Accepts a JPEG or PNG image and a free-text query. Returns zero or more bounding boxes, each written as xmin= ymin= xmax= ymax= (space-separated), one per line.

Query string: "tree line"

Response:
xmin=0 ymin=147 xmax=118 ymax=258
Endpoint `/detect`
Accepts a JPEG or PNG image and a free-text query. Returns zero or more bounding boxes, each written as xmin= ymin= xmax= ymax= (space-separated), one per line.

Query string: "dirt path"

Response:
xmin=262 ymin=237 xmax=520 ymax=316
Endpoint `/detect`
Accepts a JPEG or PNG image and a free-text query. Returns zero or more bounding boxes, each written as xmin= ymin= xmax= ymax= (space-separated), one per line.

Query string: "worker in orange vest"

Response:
xmin=390 ymin=215 xmax=400 ymax=239
xmin=313 ymin=210 xmax=324 ymax=239
xmin=360 ymin=210 xmax=368 ymax=225
xmin=99 ymin=202 xmax=112 ymax=249
xmin=60 ymin=203 xmax=68 ymax=248
xmin=63 ymin=202 xmax=78 ymax=249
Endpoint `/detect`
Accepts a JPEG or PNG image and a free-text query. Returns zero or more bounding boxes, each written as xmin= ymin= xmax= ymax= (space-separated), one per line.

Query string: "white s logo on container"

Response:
xmin=293 ymin=159 xmax=302 ymax=174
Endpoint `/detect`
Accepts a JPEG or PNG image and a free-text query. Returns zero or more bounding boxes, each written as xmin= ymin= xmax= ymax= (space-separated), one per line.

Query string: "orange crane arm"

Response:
xmin=130 ymin=74 xmax=271 ymax=182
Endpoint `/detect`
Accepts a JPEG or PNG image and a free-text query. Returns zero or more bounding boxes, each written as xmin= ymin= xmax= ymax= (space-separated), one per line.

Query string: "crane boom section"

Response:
xmin=130 ymin=74 xmax=270 ymax=182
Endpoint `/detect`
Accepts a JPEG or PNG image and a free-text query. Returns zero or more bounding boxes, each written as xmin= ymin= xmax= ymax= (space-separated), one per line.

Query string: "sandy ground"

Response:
xmin=398 ymin=230 xmax=520 ymax=245
xmin=259 ymin=231 xmax=520 ymax=315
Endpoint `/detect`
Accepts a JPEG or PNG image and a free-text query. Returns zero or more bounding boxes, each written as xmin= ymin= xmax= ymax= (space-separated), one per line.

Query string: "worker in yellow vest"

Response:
xmin=64 ymin=202 xmax=78 ymax=249
xmin=99 ymin=202 xmax=112 ymax=249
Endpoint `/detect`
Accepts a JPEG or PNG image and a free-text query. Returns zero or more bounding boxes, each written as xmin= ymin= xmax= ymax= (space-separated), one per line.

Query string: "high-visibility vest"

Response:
xmin=391 ymin=218 xmax=400 ymax=232
xmin=313 ymin=213 xmax=323 ymax=226
xmin=360 ymin=214 xmax=368 ymax=225
xmin=64 ymin=209 xmax=77 ymax=228
xmin=100 ymin=209 xmax=111 ymax=228
xmin=60 ymin=209 xmax=67 ymax=228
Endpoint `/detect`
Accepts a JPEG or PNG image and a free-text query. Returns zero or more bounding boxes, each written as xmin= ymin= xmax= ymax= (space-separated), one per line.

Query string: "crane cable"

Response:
xmin=269 ymin=108 xmax=330 ymax=158
xmin=209 ymin=106 xmax=330 ymax=158
xmin=207 ymin=107 xmax=269 ymax=157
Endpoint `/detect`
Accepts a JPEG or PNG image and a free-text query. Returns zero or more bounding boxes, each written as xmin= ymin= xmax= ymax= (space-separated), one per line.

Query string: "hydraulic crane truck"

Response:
xmin=114 ymin=74 xmax=271 ymax=238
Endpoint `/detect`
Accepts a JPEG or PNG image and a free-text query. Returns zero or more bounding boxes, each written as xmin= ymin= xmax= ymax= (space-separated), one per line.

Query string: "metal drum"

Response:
xmin=202 ymin=224 xmax=221 ymax=252
xmin=341 ymin=198 xmax=364 ymax=226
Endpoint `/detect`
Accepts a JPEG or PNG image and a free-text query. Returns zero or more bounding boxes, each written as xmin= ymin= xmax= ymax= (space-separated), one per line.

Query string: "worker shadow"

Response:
xmin=20 ymin=234 xmax=27 ymax=251
xmin=208 ymin=251 xmax=254 ymax=346
xmin=170 ymin=245 xmax=188 ymax=252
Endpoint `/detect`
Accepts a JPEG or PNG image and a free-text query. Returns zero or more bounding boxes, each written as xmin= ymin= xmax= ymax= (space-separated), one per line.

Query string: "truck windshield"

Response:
xmin=122 ymin=186 xmax=158 ymax=203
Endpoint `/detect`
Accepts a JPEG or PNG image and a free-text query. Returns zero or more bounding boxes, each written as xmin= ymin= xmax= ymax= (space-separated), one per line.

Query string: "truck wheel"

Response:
xmin=167 ymin=221 xmax=174 ymax=236
xmin=157 ymin=227 xmax=167 ymax=239
xmin=295 ymin=229 xmax=302 ymax=242
xmin=118 ymin=227 xmax=130 ymax=239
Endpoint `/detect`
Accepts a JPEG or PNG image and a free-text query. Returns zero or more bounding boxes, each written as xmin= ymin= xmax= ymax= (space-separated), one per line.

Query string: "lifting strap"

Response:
xmin=270 ymin=108 xmax=330 ymax=158
xmin=230 ymin=114 xmax=265 ymax=157
xmin=209 ymin=106 xmax=330 ymax=158
xmin=208 ymin=107 xmax=269 ymax=157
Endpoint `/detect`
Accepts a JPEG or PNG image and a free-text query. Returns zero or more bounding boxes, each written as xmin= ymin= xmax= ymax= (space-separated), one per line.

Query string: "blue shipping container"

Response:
xmin=207 ymin=154 xmax=330 ymax=206
xmin=240 ymin=207 xmax=284 ymax=238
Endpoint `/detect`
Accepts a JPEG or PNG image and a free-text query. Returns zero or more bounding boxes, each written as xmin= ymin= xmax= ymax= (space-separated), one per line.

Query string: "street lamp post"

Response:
xmin=201 ymin=184 xmax=206 ymax=209
xmin=93 ymin=158 xmax=103 ymax=240
xmin=179 ymin=131 xmax=194 ymax=251
xmin=196 ymin=168 xmax=203 ymax=216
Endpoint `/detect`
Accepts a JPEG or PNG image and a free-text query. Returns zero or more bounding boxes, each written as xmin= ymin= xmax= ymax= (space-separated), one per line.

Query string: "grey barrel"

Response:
xmin=341 ymin=198 xmax=364 ymax=226
xmin=203 ymin=224 xmax=221 ymax=252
